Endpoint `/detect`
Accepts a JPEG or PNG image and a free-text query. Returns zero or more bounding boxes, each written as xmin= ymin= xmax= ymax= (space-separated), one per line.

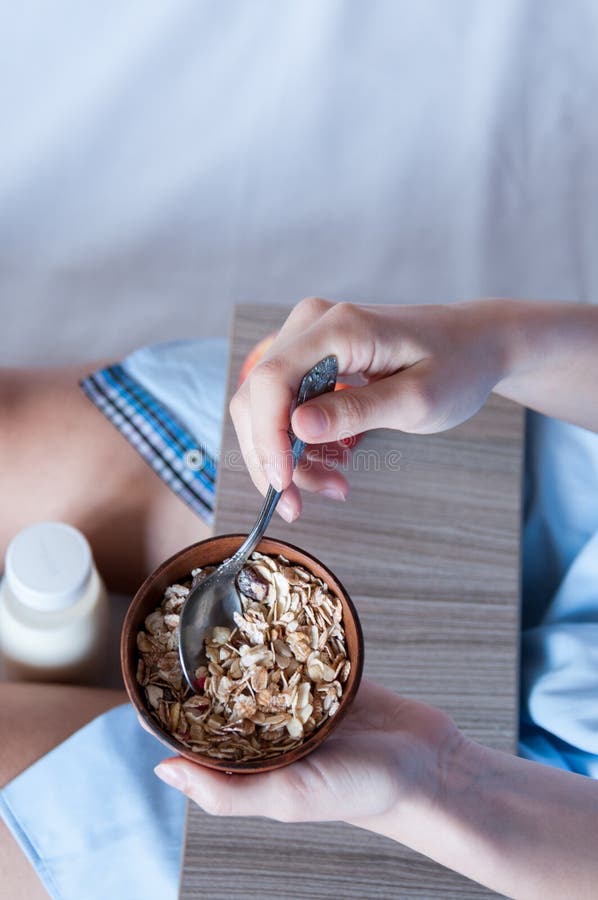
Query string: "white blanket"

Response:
xmin=1 ymin=0 xmax=597 ymax=365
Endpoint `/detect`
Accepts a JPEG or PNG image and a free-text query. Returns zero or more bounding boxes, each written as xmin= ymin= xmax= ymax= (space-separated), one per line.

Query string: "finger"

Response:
xmin=274 ymin=296 xmax=333 ymax=342
xmin=154 ymin=754 xmax=343 ymax=823
xmin=232 ymin=384 xmax=351 ymax=495
xmin=229 ymin=382 xmax=271 ymax=495
xmin=291 ymin=361 xmax=438 ymax=443
xmin=231 ymin=386 xmax=339 ymax=522
xmin=276 ymin=483 xmax=302 ymax=523
xmin=229 ymin=389 xmax=302 ymax=522
xmin=230 ymin=298 xmax=333 ymax=492
xmin=232 ymin=392 xmax=351 ymax=495
xmin=293 ymin=454 xmax=349 ymax=501
xmin=249 ymin=364 xmax=295 ymax=491
xmin=154 ymin=759 xmax=287 ymax=818
xmin=246 ymin=304 xmax=377 ymax=490
xmin=304 ymin=439 xmax=353 ymax=468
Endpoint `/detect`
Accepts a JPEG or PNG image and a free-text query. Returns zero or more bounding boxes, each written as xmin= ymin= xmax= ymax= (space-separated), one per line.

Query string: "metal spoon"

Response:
xmin=178 ymin=355 xmax=338 ymax=691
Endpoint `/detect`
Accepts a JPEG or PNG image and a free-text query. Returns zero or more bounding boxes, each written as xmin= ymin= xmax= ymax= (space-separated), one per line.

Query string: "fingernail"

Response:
xmin=317 ymin=487 xmax=346 ymax=502
xmin=155 ymin=763 xmax=187 ymax=792
xmin=297 ymin=405 xmax=327 ymax=439
xmin=264 ymin=461 xmax=283 ymax=491
xmin=277 ymin=495 xmax=297 ymax=522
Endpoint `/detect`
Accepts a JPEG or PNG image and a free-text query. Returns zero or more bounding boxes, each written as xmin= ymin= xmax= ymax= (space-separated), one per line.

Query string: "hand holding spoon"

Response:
xmin=178 ymin=355 xmax=338 ymax=691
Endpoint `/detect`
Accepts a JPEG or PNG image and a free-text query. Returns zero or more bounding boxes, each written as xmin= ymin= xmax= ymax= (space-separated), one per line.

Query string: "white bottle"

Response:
xmin=0 ymin=522 xmax=110 ymax=683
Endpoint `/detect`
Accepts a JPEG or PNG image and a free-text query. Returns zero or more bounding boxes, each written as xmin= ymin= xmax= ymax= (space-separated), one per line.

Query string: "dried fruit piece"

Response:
xmin=236 ymin=565 xmax=269 ymax=602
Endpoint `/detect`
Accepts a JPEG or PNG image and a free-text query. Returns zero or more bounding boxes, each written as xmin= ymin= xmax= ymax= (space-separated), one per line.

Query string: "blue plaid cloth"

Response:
xmin=80 ymin=339 xmax=228 ymax=525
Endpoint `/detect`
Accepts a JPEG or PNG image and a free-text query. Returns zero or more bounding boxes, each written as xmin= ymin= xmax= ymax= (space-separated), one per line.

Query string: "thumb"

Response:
xmin=291 ymin=361 xmax=439 ymax=442
xmin=154 ymin=756 xmax=340 ymax=823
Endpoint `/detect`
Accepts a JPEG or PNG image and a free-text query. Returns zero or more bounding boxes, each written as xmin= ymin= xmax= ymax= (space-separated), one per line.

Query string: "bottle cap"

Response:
xmin=5 ymin=522 xmax=92 ymax=612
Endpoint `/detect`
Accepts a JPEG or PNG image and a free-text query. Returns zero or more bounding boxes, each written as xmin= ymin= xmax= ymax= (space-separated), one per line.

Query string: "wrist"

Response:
xmin=354 ymin=730 xmax=492 ymax=872
xmin=484 ymin=297 xmax=584 ymax=392
xmin=456 ymin=298 xmax=522 ymax=388
xmin=346 ymin=716 xmax=476 ymax=846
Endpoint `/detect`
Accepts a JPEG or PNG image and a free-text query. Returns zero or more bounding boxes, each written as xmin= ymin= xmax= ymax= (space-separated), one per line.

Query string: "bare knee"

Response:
xmin=0 ymin=680 xmax=125 ymax=899
xmin=0 ymin=681 xmax=52 ymax=898
xmin=0 ymin=818 xmax=50 ymax=900
xmin=0 ymin=682 xmax=125 ymax=788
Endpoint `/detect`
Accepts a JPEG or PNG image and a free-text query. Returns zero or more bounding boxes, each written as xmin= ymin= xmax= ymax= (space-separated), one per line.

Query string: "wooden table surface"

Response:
xmin=180 ymin=304 xmax=523 ymax=899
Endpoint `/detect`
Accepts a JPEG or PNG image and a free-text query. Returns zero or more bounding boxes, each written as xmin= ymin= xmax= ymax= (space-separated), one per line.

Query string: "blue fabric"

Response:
xmin=0 ymin=705 xmax=186 ymax=900
xmin=520 ymin=412 xmax=598 ymax=776
xmin=80 ymin=338 xmax=228 ymax=524
xmin=123 ymin=339 xmax=228 ymax=466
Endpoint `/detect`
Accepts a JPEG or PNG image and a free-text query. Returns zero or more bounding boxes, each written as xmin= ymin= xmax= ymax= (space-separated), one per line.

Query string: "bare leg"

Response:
xmin=0 ymin=363 xmax=212 ymax=592
xmin=0 ymin=682 xmax=126 ymax=898
xmin=0 ymin=361 xmax=215 ymax=895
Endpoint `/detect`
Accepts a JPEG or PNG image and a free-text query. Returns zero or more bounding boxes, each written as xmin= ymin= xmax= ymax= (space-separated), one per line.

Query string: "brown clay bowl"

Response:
xmin=121 ymin=534 xmax=364 ymax=774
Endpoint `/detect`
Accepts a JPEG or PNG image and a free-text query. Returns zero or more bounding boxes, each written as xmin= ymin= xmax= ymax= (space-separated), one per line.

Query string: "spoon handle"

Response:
xmin=227 ymin=355 xmax=338 ymax=567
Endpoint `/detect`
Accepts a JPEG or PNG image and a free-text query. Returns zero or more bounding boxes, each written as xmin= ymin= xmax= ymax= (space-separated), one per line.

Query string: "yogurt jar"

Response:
xmin=0 ymin=522 xmax=110 ymax=683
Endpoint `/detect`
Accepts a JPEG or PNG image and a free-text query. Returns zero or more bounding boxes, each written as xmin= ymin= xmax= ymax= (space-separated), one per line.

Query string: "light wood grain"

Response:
xmin=180 ymin=304 xmax=523 ymax=899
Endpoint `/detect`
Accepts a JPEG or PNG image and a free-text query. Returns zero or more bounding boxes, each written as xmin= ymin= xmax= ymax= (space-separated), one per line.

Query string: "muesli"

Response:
xmin=136 ymin=552 xmax=351 ymax=761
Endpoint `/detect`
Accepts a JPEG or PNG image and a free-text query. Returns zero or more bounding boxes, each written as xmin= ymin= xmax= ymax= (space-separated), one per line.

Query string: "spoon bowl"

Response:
xmin=178 ymin=555 xmax=243 ymax=689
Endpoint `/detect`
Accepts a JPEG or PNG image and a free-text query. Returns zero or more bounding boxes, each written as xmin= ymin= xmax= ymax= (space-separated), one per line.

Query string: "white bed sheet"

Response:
xmin=1 ymin=0 xmax=597 ymax=367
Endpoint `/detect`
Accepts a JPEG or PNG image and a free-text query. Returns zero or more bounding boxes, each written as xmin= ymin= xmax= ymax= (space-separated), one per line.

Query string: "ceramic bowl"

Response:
xmin=121 ymin=534 xmax=364 ymax=774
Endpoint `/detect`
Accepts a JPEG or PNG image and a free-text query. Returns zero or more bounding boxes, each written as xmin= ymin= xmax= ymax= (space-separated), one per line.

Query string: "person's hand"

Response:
xmin=229 ymin=297 xmax=507 ymax=521
xmin=153 ymin=681 xmax=598 ymax=899
xmin=153 ymin=679 xmax=464 ymax=837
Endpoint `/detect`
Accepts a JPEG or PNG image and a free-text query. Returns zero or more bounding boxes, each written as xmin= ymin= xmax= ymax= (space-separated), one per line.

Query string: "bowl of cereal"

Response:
xmin=121 ymin=534 xmax=364 ymax=774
